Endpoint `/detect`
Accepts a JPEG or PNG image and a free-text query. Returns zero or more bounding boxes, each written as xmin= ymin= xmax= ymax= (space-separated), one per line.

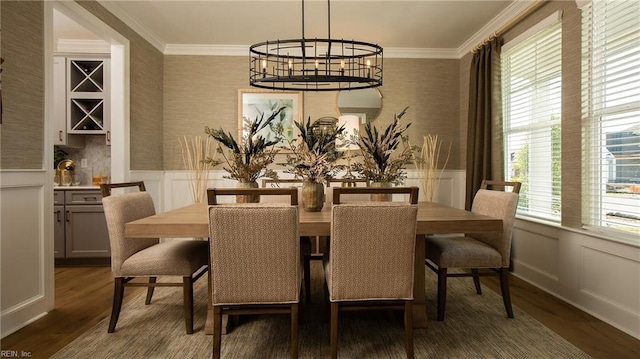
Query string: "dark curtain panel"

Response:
xmin=465 ymin=38 xmax=504 ymax=210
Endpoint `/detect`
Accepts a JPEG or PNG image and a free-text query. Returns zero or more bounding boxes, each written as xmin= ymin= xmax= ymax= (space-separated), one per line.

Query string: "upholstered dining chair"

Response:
xmin=101 ymin=183 xmax=208 ymax=334
xmin=207 ymin=187 xmax=301 ymax=359
xmin=325 ymin=186 xmax=419 ymax=359
xmin=424 ymin=180 xmax=520 ymax=321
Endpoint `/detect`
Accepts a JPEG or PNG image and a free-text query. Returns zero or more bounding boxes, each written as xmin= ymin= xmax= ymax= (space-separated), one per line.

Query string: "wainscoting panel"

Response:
xmin=512 ymin=219 xmax=640 ymax=339
xmin=512 ymin=221 xmax=561 ymax=286
xmin=405 ymin=169 xmax=465 ymax=208
xmin=581 ymin=247 xmax=640 ymax=314
xmin=130 ymin=171 xmax=164 ymax=212
xmin=0 ymin=170 xmax=53 ymax=338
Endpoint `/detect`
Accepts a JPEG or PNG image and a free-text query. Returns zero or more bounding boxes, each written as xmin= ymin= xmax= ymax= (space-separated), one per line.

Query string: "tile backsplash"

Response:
xmin=56 ymin=136 xmax=110 ymax=186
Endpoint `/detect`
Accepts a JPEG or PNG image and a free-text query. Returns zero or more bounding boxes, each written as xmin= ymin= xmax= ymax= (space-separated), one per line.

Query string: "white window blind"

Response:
xmin=582 ymin=0 xmax=640 ymax=238
xmin=502 ymin=21 xmax=562 ymax=221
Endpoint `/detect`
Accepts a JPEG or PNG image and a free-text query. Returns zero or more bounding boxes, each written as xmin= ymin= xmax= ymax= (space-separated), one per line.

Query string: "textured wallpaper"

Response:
xmin=163 ymin=57 xmax=461 ymax=170
xmin=77 ymin=0 xmax=164 ymax=171
xmin=0 ymin=1 xmax=45 ymax=169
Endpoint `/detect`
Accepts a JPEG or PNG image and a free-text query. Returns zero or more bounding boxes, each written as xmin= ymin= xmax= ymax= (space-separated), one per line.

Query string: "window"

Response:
xmin=582 ymin=0 xmax=640 ymax=237
xmin=502 ymin=16 xmax=562 ymax=221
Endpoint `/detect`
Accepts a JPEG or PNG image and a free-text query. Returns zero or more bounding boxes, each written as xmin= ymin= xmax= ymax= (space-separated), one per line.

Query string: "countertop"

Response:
xmin=54 ymin=186 xmax=102 ymax=190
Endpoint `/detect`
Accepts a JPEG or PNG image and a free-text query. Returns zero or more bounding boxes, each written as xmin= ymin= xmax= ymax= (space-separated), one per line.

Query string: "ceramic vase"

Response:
xmin=370 ymin=181 xmax=392 ymax=201
xmin=302 ymin=180 xmax=325 ymax=212
xmin=236 ymin=181 xmax=260 ymax=203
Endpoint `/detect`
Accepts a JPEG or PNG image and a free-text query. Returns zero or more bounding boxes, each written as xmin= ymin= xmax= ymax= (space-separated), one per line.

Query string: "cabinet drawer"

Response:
xmin=65 ymin=190 xmax=103 ymax=205
xmin=54 ymin=191 xmax=64 ymax=205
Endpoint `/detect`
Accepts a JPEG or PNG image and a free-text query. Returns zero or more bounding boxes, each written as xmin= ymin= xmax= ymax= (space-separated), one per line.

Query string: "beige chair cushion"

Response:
xmin=209 ymin=203 xmax=301 ymax=305
xmin=327 ymin=202 xmax=418 ymax=302
xmin=103 ymin=192 xmax=160 ymax=277
xmin=120 ymin=239 xmax=208 ymax=276
xmin=425 ymin=235 xmax=501 ymax=268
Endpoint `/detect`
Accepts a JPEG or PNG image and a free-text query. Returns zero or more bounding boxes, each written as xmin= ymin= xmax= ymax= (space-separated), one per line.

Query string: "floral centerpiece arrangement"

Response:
xmin=204 ymin=107 xmax=285 ymax=201
xmin=352 ymin=107 xmax=417 ymax=191
xmin=280 ymin=118 xmax=346 ymax=211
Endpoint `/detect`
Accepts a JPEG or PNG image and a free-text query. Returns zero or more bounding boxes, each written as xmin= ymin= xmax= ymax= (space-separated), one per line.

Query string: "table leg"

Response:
xmin=413 ymin=234 xmax=427 ymax=327
xmin=204 ymin=244 xmax=230 ymax=335
xmin=205 ymin=310 xmax=229 ymax=335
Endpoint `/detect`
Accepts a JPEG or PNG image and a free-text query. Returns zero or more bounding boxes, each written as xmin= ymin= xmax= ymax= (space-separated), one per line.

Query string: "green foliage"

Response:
xmin=280 ymin=117 xmax=346 ymax=183
xmin=54 ymin=149 xmax=68 ymax=169
xmin=204 ymin=107 xmax=285 ymax=183
xmin=352 ymin=107 xmax=416 ymax=185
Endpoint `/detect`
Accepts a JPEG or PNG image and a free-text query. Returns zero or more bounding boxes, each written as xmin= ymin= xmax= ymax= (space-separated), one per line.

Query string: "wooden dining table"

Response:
xmin=125 ymin=201 xmax=503 ymax=334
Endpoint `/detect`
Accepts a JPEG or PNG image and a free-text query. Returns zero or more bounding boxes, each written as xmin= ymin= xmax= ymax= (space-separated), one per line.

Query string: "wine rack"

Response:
xmin=67 ymin=58 xmax=109 ymax=136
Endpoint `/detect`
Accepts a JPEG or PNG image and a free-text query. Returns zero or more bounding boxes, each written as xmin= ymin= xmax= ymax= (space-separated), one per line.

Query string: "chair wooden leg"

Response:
xmin=330 ymin=302 xmax=339 ymax=359
xmin=499 ymin=268 xmax=514 ymax=318
xmin=145 ymin=277 xmax=156 ymax=305
xmin=213 ymin=306 xmax=222 ymax=359
xmin=183 ymin=276 xmax=194 ymax=334
xmin=108 ymin=277 xmax=125 ymax=333
xmin=291 ymin=303 xmax=299 ymax=359
xmin=404 ymin=301 xmax=414 ymax=359
xmin=437 ymin=268 xmax=447 ymax=321
xmin=323 ymin=280 xmax=330 ymax=322
xmin=304 ymin=255 xmax=311 ymax=303
xmin=471 ymin=269 xmax=482 ymax=294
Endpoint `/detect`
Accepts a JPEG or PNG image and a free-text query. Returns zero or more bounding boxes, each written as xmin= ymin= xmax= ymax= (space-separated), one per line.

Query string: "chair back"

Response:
xmin=207 ymin=187 xmax=298 ymax=205
xmin=480 ymin=180 xmax=521 ymax=194
xmin=469 ymin=188 xmax=519 ymax=267
xmin=100 ymin=181 xmax=146 ymax=197
xmin=332 ymin=186 xmax=419 ymax=204
xmin=328 ymin=199 xmax=418 ymax=302
xmin=208 ymin=201 xmax=300 ymax=305
xmin=102 ymin=192 xmax=159 ymax=276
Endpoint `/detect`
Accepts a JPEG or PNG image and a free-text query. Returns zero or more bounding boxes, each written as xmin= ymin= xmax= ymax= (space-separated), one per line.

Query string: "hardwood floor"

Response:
xmin=2 ymin=267 xmax=639 ymax=358
xmin=0 ymin=267 xmax=144 ymax=358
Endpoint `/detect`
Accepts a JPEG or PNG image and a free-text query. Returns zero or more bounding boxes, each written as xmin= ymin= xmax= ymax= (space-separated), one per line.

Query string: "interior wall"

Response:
xmin=76 ymin=0 xmax=164 ymax=171
xmin=162 ymin=57 xmax=461 ymax=171
xmin=0 ymin=0 xmax=45 ymax=169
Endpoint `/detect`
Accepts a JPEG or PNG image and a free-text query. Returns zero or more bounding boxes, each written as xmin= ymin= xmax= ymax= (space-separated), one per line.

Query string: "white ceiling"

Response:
xmin=57 ymin=0 xmax=530 ymax=57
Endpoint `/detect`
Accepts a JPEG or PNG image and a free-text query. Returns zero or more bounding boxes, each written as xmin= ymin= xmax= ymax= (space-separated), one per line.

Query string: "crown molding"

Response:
xmin=97 ymin=0 xmax=166 ymax=53
xmin=56 ymin=39 xmax=110 ymax=54
xmin=163 ymin=44 xmax=458 ymax=59
xmin=456 ymin=0 xmax=535 ymax=58
xmin=164 ymin=44 xmax=249 ymax=56
xmin=385 ymin=47 xmax=459 ymax=59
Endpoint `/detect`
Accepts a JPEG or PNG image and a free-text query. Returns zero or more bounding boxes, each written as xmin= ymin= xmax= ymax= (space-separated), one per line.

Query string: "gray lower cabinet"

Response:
xmin=54 ymin=189 xmax=111 ymax=261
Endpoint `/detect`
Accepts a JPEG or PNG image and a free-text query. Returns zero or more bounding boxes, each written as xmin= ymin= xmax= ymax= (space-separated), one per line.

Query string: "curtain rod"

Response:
xmin=472 ymin=0 xmax=548 ymax=53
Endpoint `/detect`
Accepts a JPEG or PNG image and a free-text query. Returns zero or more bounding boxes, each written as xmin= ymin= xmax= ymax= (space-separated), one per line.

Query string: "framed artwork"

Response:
xmin=238 ymin=89 xmax=303 ymax=147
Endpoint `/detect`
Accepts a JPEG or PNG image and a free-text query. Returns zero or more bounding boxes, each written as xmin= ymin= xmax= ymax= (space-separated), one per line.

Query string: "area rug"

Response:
xmin=52 ymin=262 xmax=591 ymax=358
